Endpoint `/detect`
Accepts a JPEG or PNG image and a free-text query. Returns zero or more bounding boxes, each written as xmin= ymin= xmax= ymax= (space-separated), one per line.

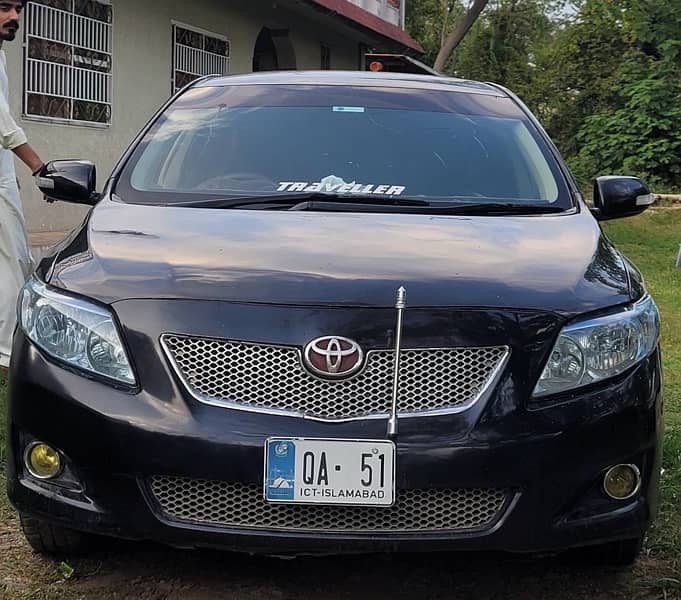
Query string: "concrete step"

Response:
xmin=28 ymin=230 xmax=70 ymax=247
xmin=28 ymin=230 xmax=70 ymax=259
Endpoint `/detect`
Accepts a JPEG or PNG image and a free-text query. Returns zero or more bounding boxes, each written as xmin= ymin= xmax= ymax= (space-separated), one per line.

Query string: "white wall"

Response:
xmin=5 ymin=0 xmax=370 ymax=233
xmin=349 ymin=0 xmax=401 ymax=27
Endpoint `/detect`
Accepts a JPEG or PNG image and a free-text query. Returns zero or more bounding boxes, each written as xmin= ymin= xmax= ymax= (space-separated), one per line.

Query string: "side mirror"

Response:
xmin=36 ymin=160 xmax=99 ymax=206
xmin=591 ymin=176 xmax=654 ymax=221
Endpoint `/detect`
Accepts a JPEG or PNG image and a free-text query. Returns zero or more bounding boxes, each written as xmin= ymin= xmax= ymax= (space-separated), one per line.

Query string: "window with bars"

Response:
xmin=24 ymin=0 xmax=112 ymax=125
xmin=173 ymin=23 xmax=229 ymax=93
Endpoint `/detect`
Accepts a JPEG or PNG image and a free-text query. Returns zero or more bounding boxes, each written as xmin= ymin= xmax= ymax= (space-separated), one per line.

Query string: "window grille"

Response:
xmin=172 ymin=23 xmax=229 ymax=93
xmin=24 ymin=0 xmax=113 ymax=125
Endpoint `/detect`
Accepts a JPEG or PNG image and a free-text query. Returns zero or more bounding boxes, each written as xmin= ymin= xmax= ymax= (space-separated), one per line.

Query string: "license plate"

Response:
xmin=264 ymin=438 xmax=395 ymax=506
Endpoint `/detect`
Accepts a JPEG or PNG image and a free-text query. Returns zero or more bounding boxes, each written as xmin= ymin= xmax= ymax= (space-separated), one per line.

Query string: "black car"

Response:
xmin=6 ymin=71 xmax=662 ymax=565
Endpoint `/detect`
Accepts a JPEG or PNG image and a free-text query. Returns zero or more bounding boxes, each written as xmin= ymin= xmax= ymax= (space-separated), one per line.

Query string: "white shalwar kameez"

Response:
xmin=0 ymin=48 xmax=32 ymax=368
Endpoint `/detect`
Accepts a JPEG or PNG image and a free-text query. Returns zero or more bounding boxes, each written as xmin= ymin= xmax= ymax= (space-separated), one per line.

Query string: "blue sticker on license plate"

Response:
xmin=266 ymin=440 xmax=296 ymax=501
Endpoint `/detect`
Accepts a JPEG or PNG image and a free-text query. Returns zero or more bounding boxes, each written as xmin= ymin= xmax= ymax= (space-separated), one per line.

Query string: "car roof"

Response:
xmin=194 ymin=70 xmax=507 ymax=98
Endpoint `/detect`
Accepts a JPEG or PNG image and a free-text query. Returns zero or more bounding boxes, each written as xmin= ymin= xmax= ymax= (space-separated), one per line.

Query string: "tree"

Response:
xmin=407 ymin=0 xmax=491 ymax=71
xmin=433 ymin=0 xmax=491 ymax=72
xmin=406 ymin=0 xmax=681 ymax=191
xmin=537 ymin=0 xmax=681 ymax=190
xmin=406 ymin=0 xmax=453 ymax=66
xmin=530 ymin=1 xmax=629 ymax=159
xmin=574 ymin=64 xmax=681 ymax=190
xmin=449 ymin=0 xmax=555 ymax=100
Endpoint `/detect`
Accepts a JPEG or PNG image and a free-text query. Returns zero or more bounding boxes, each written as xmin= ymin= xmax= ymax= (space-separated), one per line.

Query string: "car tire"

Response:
xmin=575 ymin=537 xmax=644 ymax=567
xmin=19 ymin=513 xmax=91 ymax=555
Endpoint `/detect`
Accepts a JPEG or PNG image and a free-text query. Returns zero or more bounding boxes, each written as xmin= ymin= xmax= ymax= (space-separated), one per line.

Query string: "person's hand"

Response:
xmin=32 ymin=163 xmax=47 ymax=188
xmin=32 ymin=164 xmax=56 ymax=202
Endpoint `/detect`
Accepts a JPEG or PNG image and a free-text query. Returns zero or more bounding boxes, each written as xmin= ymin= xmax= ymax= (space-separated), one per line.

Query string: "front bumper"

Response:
xmin=6 ymin=331 xmax=663 ymax=556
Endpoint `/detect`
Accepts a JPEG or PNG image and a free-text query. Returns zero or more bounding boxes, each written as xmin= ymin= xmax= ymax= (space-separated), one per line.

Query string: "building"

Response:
xmin=5 ymin=0 xmax=422 ymax=234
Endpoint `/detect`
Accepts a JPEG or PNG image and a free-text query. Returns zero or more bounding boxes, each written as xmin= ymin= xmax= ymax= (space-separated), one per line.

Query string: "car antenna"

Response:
xmin=388 ymin=286 xmax=406 ymax=439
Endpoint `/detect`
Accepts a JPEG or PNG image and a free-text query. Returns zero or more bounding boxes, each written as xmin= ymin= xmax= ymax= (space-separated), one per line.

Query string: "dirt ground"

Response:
xmin=1 ymin=507 xmax=679 ymax=600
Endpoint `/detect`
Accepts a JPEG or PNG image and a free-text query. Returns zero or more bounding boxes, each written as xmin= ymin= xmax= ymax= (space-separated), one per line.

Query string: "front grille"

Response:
xmin=162 ymin=335 xmax=508 ymax=420
xmin=148 ymin=476 xmax=510 ymax=533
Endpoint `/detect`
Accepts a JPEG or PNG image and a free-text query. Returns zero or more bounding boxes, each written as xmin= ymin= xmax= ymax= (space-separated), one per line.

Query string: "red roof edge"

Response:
xmin=308 ymin=0 xmax=424 ymax=53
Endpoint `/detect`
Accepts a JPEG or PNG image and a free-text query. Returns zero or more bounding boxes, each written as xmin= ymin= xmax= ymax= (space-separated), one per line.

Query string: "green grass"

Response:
xmin=603 ymin=210 xmax=681 ymax=562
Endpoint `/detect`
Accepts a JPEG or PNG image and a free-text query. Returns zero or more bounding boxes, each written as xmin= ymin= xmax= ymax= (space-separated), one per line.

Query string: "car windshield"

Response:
xmin=116 ymin=84 xmax=572 ymax=210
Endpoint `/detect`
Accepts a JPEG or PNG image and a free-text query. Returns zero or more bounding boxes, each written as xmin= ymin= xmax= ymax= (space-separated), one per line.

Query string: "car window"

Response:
xmin=118 ymin=85 xmax=570 ymax=208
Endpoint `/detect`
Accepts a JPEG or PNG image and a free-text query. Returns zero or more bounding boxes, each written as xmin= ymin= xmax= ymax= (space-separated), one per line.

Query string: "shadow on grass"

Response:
xmin=37 ymin=539 xmax=663 ymax=600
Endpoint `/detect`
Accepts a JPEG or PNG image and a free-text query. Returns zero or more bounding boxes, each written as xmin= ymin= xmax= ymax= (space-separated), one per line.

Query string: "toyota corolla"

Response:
xmin=5 ymin=71 xmax=662 ymax=564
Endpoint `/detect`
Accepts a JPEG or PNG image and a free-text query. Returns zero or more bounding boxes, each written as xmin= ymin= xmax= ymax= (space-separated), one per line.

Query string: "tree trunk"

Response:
xmin=433 ymin=0 xmax=490 ymax=73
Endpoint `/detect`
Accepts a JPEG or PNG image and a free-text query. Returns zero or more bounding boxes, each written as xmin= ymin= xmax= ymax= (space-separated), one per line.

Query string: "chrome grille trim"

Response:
xmin=162 ymin=335 xmax=510 ymax=422
xmin=148 ymin=476 xmax=511 ymax=534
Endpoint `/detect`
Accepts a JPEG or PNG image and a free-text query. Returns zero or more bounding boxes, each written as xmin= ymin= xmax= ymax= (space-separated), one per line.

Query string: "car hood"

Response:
xmin=44 ymin=197 xmax=631 ymax=314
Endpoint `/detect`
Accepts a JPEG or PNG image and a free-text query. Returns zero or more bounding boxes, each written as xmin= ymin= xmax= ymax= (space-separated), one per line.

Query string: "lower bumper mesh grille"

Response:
xmin=148 ymin=476 xmax=510 ymax=533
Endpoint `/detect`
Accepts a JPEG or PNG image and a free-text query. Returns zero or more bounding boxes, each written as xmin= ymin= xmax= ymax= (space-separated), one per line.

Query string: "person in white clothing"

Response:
xmin=0 ymin=0 xmax=46 ymax=374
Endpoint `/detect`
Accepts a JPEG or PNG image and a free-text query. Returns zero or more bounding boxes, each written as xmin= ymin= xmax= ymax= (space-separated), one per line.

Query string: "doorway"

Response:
xmin=252 ymin=27 xmax=297 ymax=71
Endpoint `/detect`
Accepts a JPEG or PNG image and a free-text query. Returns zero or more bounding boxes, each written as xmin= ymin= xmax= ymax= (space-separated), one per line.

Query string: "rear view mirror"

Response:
xmin=36 ymin=160 xmax=99 ymax=206
xmin=592 ymin=176 xmax=654 ymax=221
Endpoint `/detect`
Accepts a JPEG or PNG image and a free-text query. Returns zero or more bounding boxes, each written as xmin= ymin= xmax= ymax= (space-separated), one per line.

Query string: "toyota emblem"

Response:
xmin=303 ymin=336 xmax=364 ymax=378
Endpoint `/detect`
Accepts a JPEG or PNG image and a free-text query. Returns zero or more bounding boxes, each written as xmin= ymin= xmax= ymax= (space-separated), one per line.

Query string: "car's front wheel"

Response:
xmin=19 ymin=513 xmax=91 ymax=555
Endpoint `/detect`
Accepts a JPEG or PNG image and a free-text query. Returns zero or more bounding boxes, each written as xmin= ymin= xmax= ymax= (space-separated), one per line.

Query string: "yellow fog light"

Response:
xmin=603 ymin=464 xmax=641 ymax=500
xmin=25 ymin=443 xmax=62 ymax=480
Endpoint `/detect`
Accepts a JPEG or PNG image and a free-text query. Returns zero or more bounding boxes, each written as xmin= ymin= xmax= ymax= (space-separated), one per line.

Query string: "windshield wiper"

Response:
xmin=166 ymin=194 xmax=566 ymax=215
xmin=435 ymin=203 xmax=566 ymax=215
xmin=287 ymin=200 xmax=567 ymax=215
xmin=166 ymin=193 xmax=431 ymax=209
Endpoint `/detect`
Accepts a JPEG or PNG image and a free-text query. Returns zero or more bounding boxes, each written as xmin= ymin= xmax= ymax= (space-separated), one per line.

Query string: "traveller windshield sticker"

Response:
xmin=277 ymin=181 xmax=407 ymax=196
xmin=332 ymin=106 xmax=366 ymax=113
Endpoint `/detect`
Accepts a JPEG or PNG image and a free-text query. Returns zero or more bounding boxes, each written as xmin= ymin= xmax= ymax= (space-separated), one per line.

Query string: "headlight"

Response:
xmin=19 ymin=278 xmax=135 ymax=385
xmin=533 ymin=295 xmax=660 ymax=398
